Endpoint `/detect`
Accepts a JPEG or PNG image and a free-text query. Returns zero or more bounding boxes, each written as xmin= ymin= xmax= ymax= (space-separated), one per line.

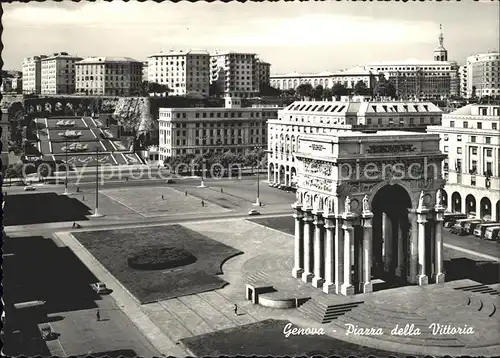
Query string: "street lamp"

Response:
xmin=252 ymin=145 xmax=262 ymax=207
xmin=196 ymin=135 xmax=208 ymax=188
xmin=90 ymin=147 xmax=104 ymax=218
xmin=63 ymin=139 xmax=69 ymax=195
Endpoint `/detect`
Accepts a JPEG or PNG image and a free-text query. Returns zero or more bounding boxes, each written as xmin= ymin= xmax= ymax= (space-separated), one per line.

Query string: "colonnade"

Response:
xmin=291 ymin=196 xmax=446 ymax=296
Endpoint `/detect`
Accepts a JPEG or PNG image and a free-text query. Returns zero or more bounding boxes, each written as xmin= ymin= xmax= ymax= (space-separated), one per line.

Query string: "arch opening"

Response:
xmin=451 ymin=192 xmax=462 ymax=213
xmin=371 ymin=185 xmax=412 ymax=284
xmin=480 ymin=197 xmax=492 ymax=220
xmin=465 ymin=194 xmax=476 ymax=217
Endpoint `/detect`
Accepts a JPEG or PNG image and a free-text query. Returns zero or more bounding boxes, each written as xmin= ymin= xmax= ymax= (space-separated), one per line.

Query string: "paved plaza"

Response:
xmin=56 ymin=217 xmax=500 ymax=357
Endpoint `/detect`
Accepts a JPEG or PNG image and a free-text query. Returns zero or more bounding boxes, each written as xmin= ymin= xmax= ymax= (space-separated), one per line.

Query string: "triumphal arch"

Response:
xmin=292 ymin=131 xmax=447 ymax=296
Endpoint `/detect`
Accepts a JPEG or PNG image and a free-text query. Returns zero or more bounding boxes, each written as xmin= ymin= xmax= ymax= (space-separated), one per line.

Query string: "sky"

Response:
xmin=2 ymin=0 xmax=499 ymax=74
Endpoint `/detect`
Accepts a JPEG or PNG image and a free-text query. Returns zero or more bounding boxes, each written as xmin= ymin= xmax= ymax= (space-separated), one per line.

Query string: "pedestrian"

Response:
xmin=96 ymin=310 xmax=100 ymax=322
xmin=76 ymin=186 xmax=80 ymax=193
xmin=82 ymin=195 xmax=85 ymax=201
xmin=233 ymin=304 xmax=238 ymax=316
xmin=201 ymin=200 xmax=205 ymax=207
xmin=185 ymin=190 xmax=187 ymax=196
xmin=72 ymin=222 xmax=76 ymax=228
xmin=221 ymin=188 xmax=223 ymax=193
xmin=161 ymin=194 xmax=164 ymax=200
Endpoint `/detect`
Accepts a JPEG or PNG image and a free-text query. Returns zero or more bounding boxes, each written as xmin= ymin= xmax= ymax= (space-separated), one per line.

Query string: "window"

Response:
xmin=486 ymin=137 xmax=491 ymax=144
xmin=486 ymin=149 xmax=493 ymax=157
xmin=456 ymin=159 xmax=462 ymax=172
xmin=457 ymin=135 xmax=462 ymax=142
xmin=463 ymin=121 xmax=468 ymax=128
xmin=477 ymin=122 xmax=482 ymax=129
xmin=471 ymin=136 xmax=476 ymax=143
xmin=493 ymin=123 xmax=498 ymax=130
xmin=444 ymin=146 xmax=449 ymax=153
xmin=457 ymin=147 xmax=462 ymax=154
xmin=472 ymin=147 xmax=478 ymax=155
xmin=409 ymin=118 xmax=414 ymax=126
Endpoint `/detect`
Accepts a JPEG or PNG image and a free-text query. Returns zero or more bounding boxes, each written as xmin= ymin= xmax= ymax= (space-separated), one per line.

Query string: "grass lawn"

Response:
xmin=181 ymin=319 xmax=411 ymax=357
xmin=73 ymin=225 xmax=242 ymax=304
xmin=248 ymin=215 xmax=294 ymax=236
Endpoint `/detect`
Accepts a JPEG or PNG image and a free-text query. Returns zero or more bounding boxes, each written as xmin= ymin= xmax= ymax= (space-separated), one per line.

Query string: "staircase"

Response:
xmin=298 ymin=299 xmax=364 ymax=323
xmin=454 ymin=283 xmax=500 ymax=296
xmin=245 ymin=271 xmax=273 ymax=286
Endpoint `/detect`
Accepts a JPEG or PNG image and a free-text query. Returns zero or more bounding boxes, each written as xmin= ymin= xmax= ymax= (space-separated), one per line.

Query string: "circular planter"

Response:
xmin=127 ymin=247 xmax=197 ymax=270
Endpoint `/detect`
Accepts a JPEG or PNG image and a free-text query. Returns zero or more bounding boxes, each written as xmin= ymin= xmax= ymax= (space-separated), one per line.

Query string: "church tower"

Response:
xmin=433 ymin=24 xmax=448 ymax=61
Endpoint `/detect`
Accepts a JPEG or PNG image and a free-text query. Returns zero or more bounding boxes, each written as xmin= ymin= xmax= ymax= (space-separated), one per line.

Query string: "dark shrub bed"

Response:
xmin=127 ymin=247 xmax=197 ymax=270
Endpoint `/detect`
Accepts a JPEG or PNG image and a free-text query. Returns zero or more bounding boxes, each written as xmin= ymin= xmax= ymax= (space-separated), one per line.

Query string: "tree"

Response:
xmin=331 ymin=83 xmax=348 ymax=100
xmin=296 ymin=83 xmax=313 ymax=99
xmin=209 ymin=82 xmax=223 ymax=97
xmin=373 ymin=74 xmax=397 ymax=99
xmin=322 ymin=88 xmax=333 ymax=100
xmin=312 ymin=85 xmax=324 ymax=100
xmin=353 ymin=80 xmax=372 ymax=96
xmin=147 ymin=82 xmax=170 ymax=96
xmin=259 ymin=83 xmax=281 ymax=97
xmin=285 ymin=88 xmax=296 ymax=97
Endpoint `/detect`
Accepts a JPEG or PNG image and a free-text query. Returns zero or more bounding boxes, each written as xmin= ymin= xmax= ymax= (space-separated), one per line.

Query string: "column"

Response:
xmin=323 ymin=214 xmax=336 ymax=294
xmin=417 ymin=208 xmax=429 ymax=286
xmin=395 ymin=219 xmax=405 ymax=278
xmin=334 ymin=216 xmax=344 ymax=294
xmin=382 ymin=212 xmax=393 ymax=272
xmin=407 ymin=209 xmax=418 ymax=284
xmin=429 ymin=219 xmax=435 ymax=278
xmin=361 ymin=211 xmax=373 ymax=293
xmin=434 ymin=206 xmax=446 ymax=283
xmin=312 ymin=211 xmax=325 ymax=288
xmin=292 ymin=203 xmax=304 ymax=278
xmin=341 ymin=213 xmax=356 ymax=296
xmin=301 ymin=209 xmax=314 ymax=283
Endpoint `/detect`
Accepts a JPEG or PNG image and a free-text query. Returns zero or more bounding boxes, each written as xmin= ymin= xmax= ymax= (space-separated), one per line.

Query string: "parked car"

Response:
xmin=165 ymin=179 xmax=176 ymax=184
xmin=248 ymin=209 xmax=261 ymax=216
xmin=484 ymin=226 xmax=500 ymax=241
xmin=450 ymin=219 xmax=476 ymax=235
xmin=39 ymin=325 xmax=57 ymax=341
xmin=90 ymin=282 xmax=109 ymax=294
xmin=444 ymin=212 xmax=467 ymax=226
xmin=463 ymin=220 xmax=484 ymax=235
xmin=474 ymin=223 xmax=500 ymax=239
xmin=23 ymin=185 xmax=36 ymax=191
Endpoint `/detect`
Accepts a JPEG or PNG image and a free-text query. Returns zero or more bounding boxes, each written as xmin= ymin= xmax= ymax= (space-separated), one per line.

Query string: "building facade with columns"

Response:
xmin=291 ymin=132 xmax=447 ymax=295
xmin=427 ymin=104 xmax=500 ymax=221
xmin=270 ymin=66 xmax=377 ymax=91
xmin=268 ymin=100 xmax=442 ymax=188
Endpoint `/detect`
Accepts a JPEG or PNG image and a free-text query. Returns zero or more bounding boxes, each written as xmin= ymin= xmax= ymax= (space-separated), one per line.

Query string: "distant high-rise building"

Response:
xmin=148 ymin=50 xmax=210 ymax=97
xmin=22 ymin=55 xmax=46 ymax=94
xmin=210 ymin=51 xmax=259 ymax=98
xmin=256 ymin=59 xmax=271 ymax=90
xmin=464 ymin=52 xmax=500 ymax=98
xmin=75 ymin=57 xmax=143 ymax=96
xmin=41 ymin=52 xmax=83 ymax=95
xmin=459 ymin=65 xmax=468 ymax=98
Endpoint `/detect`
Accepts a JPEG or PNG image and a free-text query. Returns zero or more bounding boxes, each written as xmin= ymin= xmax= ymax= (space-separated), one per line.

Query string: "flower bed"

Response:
xmin=127 ymin=247 xmax=197 ymax=270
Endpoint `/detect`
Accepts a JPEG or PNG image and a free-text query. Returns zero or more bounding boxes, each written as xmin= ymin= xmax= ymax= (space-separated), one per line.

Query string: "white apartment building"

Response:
xmin=148 ymin=50 xmax=210 ymax=97
xmin=75 ymin=57 xmax=143 ymax=96
xmin=142 ymin=61 xmax=148 ymax=82
xmin=270 ymin=66 xmax=376 ymax=91
xmin=210 ymin=51 xmax=259 ymax=98
xmin=427 ymin=105 xmax=500 ymax=221
xmin=40 ymin=52 xmax=83 ymax=95
xmin=22 ymin=55 xmax=46 ymax=94
xmin=459 ymin=65 xmax=468 ymax=98
xmin=158 ymin=97 xmax=280 ymax=161
xmin=268 ymin=100 xmax=442 ymax=187
xmin=256 ymin=59 xmax=271 ymax=88
xmin=464 ymin=52 xmax=500 ymax=98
